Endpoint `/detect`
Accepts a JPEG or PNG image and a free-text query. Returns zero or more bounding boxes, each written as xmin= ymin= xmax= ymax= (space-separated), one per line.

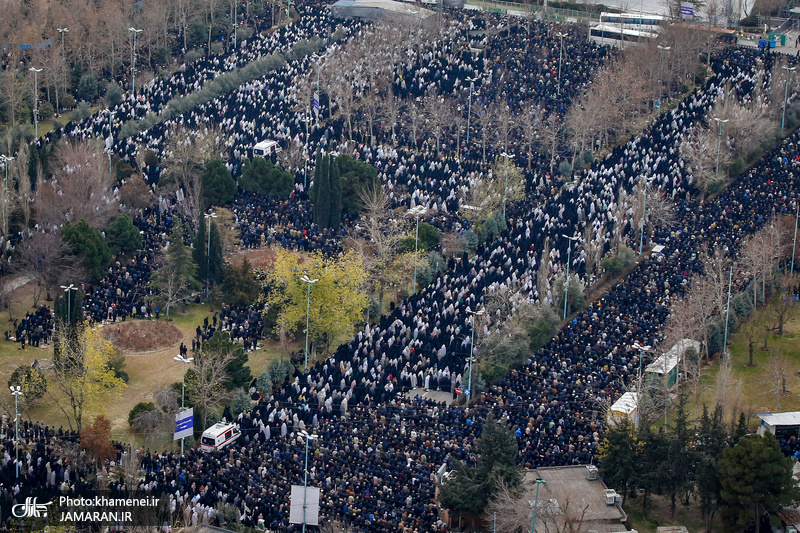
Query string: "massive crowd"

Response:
xmin=1 ymin=4 xmax=800 ymax=532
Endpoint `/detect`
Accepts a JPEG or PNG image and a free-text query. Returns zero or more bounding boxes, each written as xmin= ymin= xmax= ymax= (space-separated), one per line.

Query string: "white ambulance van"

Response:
xmin=200 ymin=422 xmax=241 ymax=452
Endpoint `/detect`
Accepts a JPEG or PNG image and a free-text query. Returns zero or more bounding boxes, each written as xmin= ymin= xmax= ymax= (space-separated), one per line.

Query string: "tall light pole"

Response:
xmin=60 ymin=283 xmax=78 ymax=323
xmin=529 ymin=479 xmax=546 ymax=533
xmin=722 ymin=261 xmax=733 ymax=359
xmin=129 ymin=27 xmax=142 ymax=95
xmin=500 ymin=152 xmax=514 ymax=221
xmin=57 ymin=27 xmax=68 ymax=102
xmin=562 ymin=234 xmax=580 ymax=319
xmin=29 ymin=67 xmax=42 ymax=138
xmin=0 ymin=155 xmax=14 ymax=237
xmin=301 ymin=275 xmax=318 ymax=371
xmin=556 ymin=32 xmax=566 ymax=96
xmin=10 ymin=386 xmax=21 ymax=479
xmin=298 ymin=430 xmax=318 ymax=533
xmin=791 ymin=200 xmax=799 ymax=285
xmin=466 ymin=307 xmax=485 ymax=401
xmin=407 ymin=205 xmax=426 ymax=294
xmin=465 ymin=76 xmax=478 ymax=146
xmin=632 ymin=342 xmax=652 ymax=425
xmin=303 ymin=113 xmax=310 ymax=189
xmin=173 ymin=354 xmax=194 ymax=455
xmin=638 ymin=175 xmax=655 ymax=256
xmin=656 ymin=45 xmax=670 ymax=114
xmin=713 ymin=117 xmax=729 ymax=180
xmin=204 ymin=211 xmax=217 ymax=299
xmin=782 ymin=65 xmax=796 ymax=130
xmin=233 ymin=0 xmax=238 ymax=49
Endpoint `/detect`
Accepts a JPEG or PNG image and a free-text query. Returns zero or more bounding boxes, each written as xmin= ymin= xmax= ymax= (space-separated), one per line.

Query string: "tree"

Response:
xmin=239 ymin=157 xmax=293 ymax=197
xmin=36 ymin=140 xmax=118 ymax=230
xmin=80 ymin=415 xmax=115 ymax=469
xmin=11 ymin=231 xmax=83 ymax=305
xmin=105 ymin=214 xmax=143 ymax=257
xmin=218 ymin=258 xmax=260 ymax=307
xmin=8 ymin=364 xmax=47 ymax=415
xmin=336 ymin=154 xmax=379 ymax=216
xmin=149 ymin=219 xmax=201 ymax=319
xmin=264 ymin=249 xmax=368 ymax=355
xmin=681 ymin=125 xmax=730 ymax=198
xmin=49 ymin=323 xmax=127 ymax=432
xmin=719 ymin=432 xmax=799 ymax=533
xmin=696 ymin=404 xmax=727 ymax=533
xmin=439 ymin=414 xmax=522 ymax=527
xmin=202 ymin=159 xmax=236 ymax=207
xmin=598 ymin=419 xmax=641 ymax=498
xmin=119 ymin=174 xmax=152 ymax=213
xmin=61 ymin=218 xmax=113 ymax=283
xmin=202 ymin=331 xmax=251 ymax=391
xmin=187 ymin=332 xmax=242 ymax=430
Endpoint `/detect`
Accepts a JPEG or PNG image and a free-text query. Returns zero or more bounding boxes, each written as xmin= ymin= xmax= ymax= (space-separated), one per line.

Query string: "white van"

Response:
xmin=200 ymin=422 xmax=241 ymax=452
xmin=252 ymin=140 xmax=282 ymax=158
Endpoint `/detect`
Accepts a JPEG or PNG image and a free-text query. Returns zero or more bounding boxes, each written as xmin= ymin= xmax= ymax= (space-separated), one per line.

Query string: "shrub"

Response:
xmin=8 ymin=365 xmax=47 ymax=404
xmin=558 ymin=160 xmax=573 ymax=177
xmin=231 ymin=388 xmax=252 ymax=415
xmin=128 ymin=402 xmax=156 ymax=427
xmin=184 ymin=50 xmax=203 ymax=64
xmin=461 ymin=229 xmax=479 ymax=250
xmin=38 ymin=101 xmax=54 ymax=120
xmin=60 ymin=93 xmax=76 ymax=110
xmin=72 ymin=101 xmax=91 ymax=122
xmin=600 ymin=244 xmax=636 ymax=274
xmin=104 ymin=81 xmax=123 ymax=106
xmin=76 ymin=73 xmax=98 ymax=101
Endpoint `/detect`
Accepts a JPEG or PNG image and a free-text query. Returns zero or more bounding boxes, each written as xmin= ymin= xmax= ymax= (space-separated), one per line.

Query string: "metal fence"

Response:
xmin=464 ymin=0 xmax=601 ymax=22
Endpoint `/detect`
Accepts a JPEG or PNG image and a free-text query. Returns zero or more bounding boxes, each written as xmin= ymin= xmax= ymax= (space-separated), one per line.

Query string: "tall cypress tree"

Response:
xmin=209 ymin=221 xmax=224 ymax=284
xmin=314 ymin=154 xmax=331 ymax=228
xmin=328 ymin=154 xmax=342 ymax=229
xmin=193 ymin=213 xmax=208 ymax=285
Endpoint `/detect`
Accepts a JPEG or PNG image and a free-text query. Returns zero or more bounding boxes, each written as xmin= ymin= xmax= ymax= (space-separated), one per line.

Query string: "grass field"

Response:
xmin=0 ymin=281 xmax=290 ymax=450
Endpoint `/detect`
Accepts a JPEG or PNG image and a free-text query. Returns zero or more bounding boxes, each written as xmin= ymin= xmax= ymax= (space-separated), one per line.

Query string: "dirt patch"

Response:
xmin=103 ymin=320 xmax=184 ymax=354
xmin=230 ymin=248 xmax=277 ymax=270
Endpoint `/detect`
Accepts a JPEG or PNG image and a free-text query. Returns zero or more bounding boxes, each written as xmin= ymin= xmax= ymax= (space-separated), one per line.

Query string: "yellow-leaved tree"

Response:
xmin=49 ymin=322 xmax=127 ymax=432
xmin=265 ymin=249 xmax=368 ymax=356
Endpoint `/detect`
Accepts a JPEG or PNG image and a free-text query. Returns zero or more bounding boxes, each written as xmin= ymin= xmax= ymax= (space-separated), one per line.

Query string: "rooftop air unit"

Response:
xmin=586 ymin=465 xmax=599 ymax=480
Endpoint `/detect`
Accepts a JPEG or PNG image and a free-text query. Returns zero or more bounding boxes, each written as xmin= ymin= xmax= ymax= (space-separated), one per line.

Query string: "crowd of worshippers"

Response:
xmin=2 ymin=3 xmax=800 ymax=530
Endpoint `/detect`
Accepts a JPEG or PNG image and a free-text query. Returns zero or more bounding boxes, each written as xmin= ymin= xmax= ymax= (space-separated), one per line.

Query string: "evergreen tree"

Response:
xmin=313 ymin=153 xmax=331 ymax=228
xmin=696 ymin=405 xmax=727 ymax=533
xmin=150 ymin=219 xmax=201 ymax=319
xmin=193 ymin=213 xmax=208 ymax=285
xmin=202 ymin=331 xmax=252 ymax=391
xmin=105 ymin=214 xmax=143 ymax=257
xmin=438 ymin=414 xmax=521 ymax=523
xmin=665 ymin=394 xmax=694 ymax=518
xmin=202 ymin=159 xmax=236 ymax=207
xmin=328 ymin=154 xmax=342 ymax=229
xmin=218 ymin=258 xmax=260 ymax=307
xmin=598 ymin=419 xmax=641 ymax=498
xmin=719 ymin=432 xmax=799 ymax=533
xmin=209 ymin=221 xmax=224 ymax=284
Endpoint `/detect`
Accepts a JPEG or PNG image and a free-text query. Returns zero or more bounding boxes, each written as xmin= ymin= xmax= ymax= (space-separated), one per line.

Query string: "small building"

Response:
xmin=329 ymin=0 xmax=435 ymax=21
xmin=607 ymin=392 xmax=639 ymax=428
xmin=526 ymin=466 xmax=628 ymax=533
xmin=645 ymin=339 xmax=699 ymax=388
xmin=757 ymin=412 xmax=800 ymax=438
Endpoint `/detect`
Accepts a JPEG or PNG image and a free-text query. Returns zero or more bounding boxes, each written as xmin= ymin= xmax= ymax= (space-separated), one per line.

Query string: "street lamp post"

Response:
xmin=407 ymin=205 xmax=427 ymax=294
xmin=204 ymin=212 xmax=217 ymax=299
xmin=529 ymin=479 xmax=546 ymax=533
xmin=500 ymin=152 xmax=514 ymax=221
xmin=57 ymin=28 xmax=68 ymax=102
xmin=562 ymin=234 xmax=580 ymax=319
xmin=722 ymin=262 xmax=733 ymax=358
xmin=173 ymin=355 xmax=194 ymax=455
xmin=556 ymin=32 xmax=566 ymax=96
xmin=129 ymin=28 xmax=142 ymax=95
xmin=466 ymin=307 xmax=485 ymax=401
xmin=298 ymin=430 xmax=318 ymax=533
xmin=632 ymin=342 xmax=652 ymax=424
xmin=656 ymin=45 xmax=670 ymax=114
xmin=713 ymin=117 xmax=729 ymax=180
xmin=782 ymin=65 xmax=797 ymax=130
xmin=638 ymin=176 xmax=655 ymax=256
xmin=465 ymin=76 xmax=478 ymax=146
xmin=29 ymin=67 xmax=42 ymax=138
xmin=60 ymin=283 xmax=78 ymax=323
xmin=233 ymin=0 xmax=238 ymax=49
xmin=791 ymin=200 xmax=799 ymax=285
xmin=301 ymin=275 xmax=319 ymax=371
xmin=0 ymin=155 xmax=14 ymax=237
xmin=10 ymin=386 xmax=21 ymax=478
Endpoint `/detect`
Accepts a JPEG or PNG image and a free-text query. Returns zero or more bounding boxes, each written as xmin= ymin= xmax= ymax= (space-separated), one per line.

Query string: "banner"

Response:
xmin=313 ymin=93 xmax=320 ymax=117
xmin=680 ymin=2 xmax=694 ymax=18
xmin=289 ymin=485 xmax=320 ymax=526
xmin=174 ymin=408 xmax=193 ymax=440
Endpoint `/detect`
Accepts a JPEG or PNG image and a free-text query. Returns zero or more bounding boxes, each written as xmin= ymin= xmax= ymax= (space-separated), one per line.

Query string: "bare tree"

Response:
xmin=11 ymin=232 xmax=85 ymax=304
xmin=681 ymin=124 xmax=730 ymax=199
xmin=714 ymin=356 xmax=742 ymax=427
xmin=423 ymin=88 xmax=451 ymax=156
xmin=764 ymin=350 xmax=788 ymax=412
xmin=36 ymin=140 xmax=118 ymax=230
